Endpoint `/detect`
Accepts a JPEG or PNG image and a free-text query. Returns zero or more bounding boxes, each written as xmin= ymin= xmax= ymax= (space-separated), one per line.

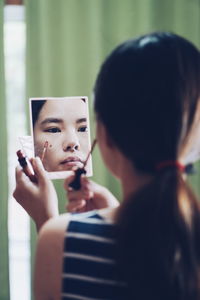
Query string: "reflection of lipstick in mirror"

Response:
xmin=69 ymin=139 xmax=97 ymax=190
xmin=41 ymin=141 xmax=48 ymax=162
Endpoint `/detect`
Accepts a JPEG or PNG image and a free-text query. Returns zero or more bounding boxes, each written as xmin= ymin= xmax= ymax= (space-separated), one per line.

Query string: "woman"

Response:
xmin=14 ymin=32 xmax=200 ymax=299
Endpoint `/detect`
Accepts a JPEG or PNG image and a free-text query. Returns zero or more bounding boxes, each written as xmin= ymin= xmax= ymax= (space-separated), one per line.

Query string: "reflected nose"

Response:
xmin=62 ymin=132 xmax=80 ymax=152
xmin=64 ymin=143 xmax=79 ymax=152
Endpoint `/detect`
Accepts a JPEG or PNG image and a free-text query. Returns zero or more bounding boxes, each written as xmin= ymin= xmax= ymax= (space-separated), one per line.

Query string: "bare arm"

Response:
xmin=34 ymin=214 xmax=70 ymax=300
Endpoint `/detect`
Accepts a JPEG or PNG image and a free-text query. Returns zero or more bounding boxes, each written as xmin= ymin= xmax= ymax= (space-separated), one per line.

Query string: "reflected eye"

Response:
xmin=44 ymin=127 xmax=61 ymax=133
xmin=78 ymin=126 xmax=88 ymax=132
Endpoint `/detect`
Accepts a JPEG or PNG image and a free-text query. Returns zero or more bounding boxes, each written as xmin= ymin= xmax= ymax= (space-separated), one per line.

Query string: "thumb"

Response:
xmin=31 ymin=157 xmax=48 ymax=184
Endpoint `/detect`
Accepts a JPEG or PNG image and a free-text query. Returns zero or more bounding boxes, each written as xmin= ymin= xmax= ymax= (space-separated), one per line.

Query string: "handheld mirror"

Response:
xmin=29 ymin=97 xmax=93 ymax=179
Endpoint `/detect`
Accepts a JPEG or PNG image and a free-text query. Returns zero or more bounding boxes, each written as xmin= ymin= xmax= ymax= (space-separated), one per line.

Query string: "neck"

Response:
xmin=118 ymin=157 xmax=153 ymax=201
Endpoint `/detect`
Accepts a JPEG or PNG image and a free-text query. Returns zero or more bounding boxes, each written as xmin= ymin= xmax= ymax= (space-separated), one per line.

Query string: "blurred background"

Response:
xmin=0 ymin=0 xmax=200 ymax=299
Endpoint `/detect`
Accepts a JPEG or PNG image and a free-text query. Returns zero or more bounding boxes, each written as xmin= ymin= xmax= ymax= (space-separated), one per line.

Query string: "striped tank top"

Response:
xmin=61 ymin=210 xmax=127 ymax=300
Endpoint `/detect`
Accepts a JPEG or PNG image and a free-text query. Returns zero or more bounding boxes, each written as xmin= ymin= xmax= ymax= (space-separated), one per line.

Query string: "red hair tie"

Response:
xmin=156 ymin=160 xmax=185 ymax=172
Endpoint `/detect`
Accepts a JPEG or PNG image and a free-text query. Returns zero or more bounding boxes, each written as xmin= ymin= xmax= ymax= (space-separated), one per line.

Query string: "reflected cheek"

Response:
xmin=34 ymin=134 xmax=56 ymax=155
xmin=34 ymin=140 xmax=44 ymax=156
xmin=35 ymin=140 xmax=59 ymax=171
xmin=33 ymin=133 xmax=61 ymax=171
xmin=42 ymin=149 xmax=57 ymax=171
xmin=78 ymin=135 xmax=90 ymax=157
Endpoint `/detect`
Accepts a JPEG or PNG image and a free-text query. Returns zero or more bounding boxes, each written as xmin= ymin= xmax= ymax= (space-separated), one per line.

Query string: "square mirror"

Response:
xmin=29 ymin=97 xmax=93 ymax=179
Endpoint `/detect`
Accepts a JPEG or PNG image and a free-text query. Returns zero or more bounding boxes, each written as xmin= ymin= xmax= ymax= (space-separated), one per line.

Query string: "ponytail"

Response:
xmin=116 ymin=169 xmax=200 ymax=300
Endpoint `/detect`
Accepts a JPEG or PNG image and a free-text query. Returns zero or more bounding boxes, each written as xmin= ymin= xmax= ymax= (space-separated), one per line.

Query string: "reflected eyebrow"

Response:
xmin=76 ymin=118 xmax=87 ymax=124
xmin=40 ymin=117 xmax=87 ymax=126
xmin=40 ymin=118 xmax=63 ymax=125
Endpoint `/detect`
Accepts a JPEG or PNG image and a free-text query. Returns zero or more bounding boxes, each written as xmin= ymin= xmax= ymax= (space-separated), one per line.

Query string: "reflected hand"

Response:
xmin=64 ymin=173 xmax=119 ymax=213
xmin=13 ymin=157 xmax=59 ymax=231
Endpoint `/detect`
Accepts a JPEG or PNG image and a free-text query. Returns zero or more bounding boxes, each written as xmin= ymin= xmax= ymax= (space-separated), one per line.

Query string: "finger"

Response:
xmin=67 ymin=190 xmax=85 ymax=202
xmin=80 ymin=177 xmax=93 ymax=191
xmin=80 ymin=177 xmax=94 ymax=199
xmin=80 ymin=176 xmax=90 ymax=185
xmin=67 ymin=188 xmax=92 ymax=202
xmin=31 ymin=157 xmax=48 ymax=183
xmin=15 ymin=165 xmax=30 ymax=184
xmin=13 ymin=168 xmax=36 ymax=201
xmin=15 ymin=166 xmax=23 ymax=183
xmin=66 ymin=199 xmax=86 ymax=212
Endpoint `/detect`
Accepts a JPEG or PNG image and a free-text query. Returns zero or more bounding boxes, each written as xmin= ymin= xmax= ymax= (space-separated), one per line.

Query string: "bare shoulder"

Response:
xmin=34 ymin=213 xmax=71 ymax=300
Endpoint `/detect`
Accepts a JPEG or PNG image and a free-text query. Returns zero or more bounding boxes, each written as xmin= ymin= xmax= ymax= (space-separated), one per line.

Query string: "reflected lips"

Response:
xmin=60 ymin=156 xmax=83 ymax=167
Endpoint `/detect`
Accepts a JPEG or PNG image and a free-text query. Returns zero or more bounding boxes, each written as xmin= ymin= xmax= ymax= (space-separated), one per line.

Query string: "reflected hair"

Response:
xmin=31 ymin=98 xmax=86 ymax=128
xmin=31 ymin=100 xmax=46 ymax=127
xmin=94 ymin=32 xmax=200 ymax=299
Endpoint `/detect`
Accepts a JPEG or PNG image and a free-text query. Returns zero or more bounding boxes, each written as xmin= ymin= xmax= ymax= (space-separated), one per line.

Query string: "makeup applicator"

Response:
xmin=69 ymin=139 xmax=97 ymax=190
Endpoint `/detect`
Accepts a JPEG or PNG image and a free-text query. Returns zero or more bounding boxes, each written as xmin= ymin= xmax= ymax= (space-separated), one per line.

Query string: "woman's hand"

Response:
xmin=64 ymin=173 xmax=119 ymax=213
xmin=13 ymin=157 xmax=59 ymax=231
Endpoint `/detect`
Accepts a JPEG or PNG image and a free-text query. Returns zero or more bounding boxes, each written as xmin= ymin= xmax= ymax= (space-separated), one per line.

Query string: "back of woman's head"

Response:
xmin=94 ymin=32 xmax=200 ymax=300
xmin=94 ymin=32 xmax=200 ymax=171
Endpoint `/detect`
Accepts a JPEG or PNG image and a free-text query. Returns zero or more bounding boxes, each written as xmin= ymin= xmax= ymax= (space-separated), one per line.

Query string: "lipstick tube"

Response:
xmin=16 ymin=150 xmax=37 ymax=183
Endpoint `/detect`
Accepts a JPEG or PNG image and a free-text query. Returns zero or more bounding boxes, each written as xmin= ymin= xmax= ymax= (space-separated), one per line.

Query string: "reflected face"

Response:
xmin=33 ymin=99 xmax=89 ymax=172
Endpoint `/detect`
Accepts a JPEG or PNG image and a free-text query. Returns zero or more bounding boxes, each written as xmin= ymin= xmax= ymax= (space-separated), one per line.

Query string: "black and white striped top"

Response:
xmin=61 ymin=210 xmax=127 ymax=300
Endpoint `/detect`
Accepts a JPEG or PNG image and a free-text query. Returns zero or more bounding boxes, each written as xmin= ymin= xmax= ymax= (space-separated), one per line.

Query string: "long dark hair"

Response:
xmin=94 ymin=32 xmax=200 ymax=299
